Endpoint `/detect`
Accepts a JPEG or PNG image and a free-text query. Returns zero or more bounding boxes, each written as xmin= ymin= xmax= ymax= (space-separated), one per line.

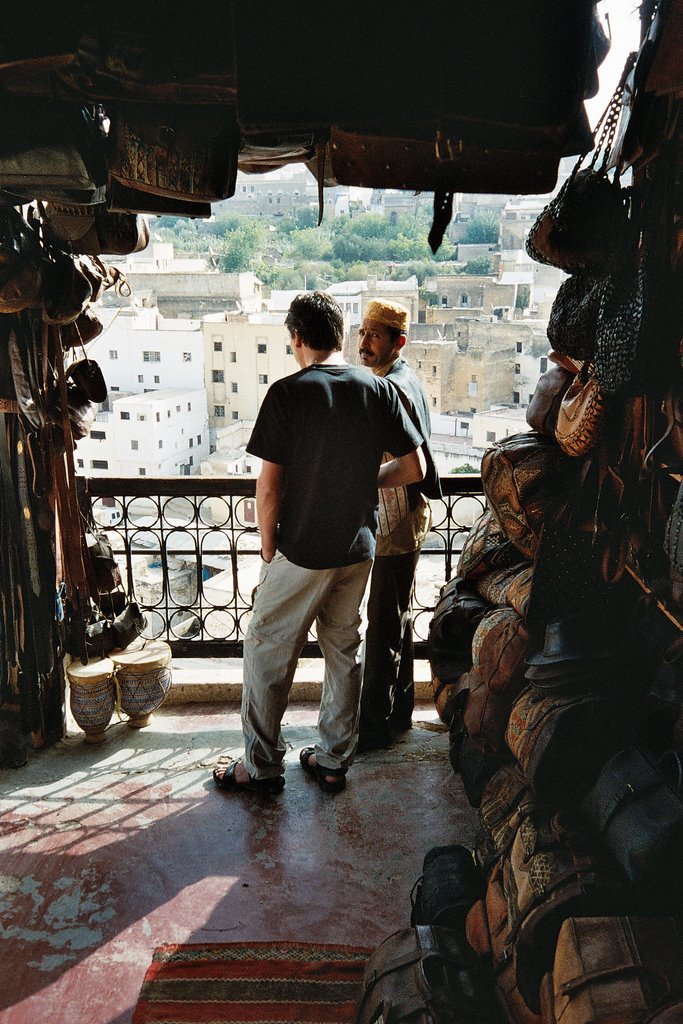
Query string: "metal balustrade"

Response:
xmin=80 ymin=475 xmax=485 ymax=658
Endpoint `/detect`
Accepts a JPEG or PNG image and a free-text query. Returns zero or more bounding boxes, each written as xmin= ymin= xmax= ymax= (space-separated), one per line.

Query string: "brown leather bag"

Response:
xmin=539 ymin=916 xmax=683 ymax=1024
xmin=481 ymin=432 xmax=575 ymax=560
xmin=554 ymin=364 xmax=605 ymax=457
xmin=474 ymin=608 xmax=530 ymax=701
xmin=505 ymin=686 xmax=635 ymax=806
xmin=504 ymin=812 xmax=628 ymax=1015
xmin=526 ymin=361 xmax=576 ymax=437
xmin=462 ymin=669 xmax=513 ymax=756
xmin=457 ymin=510 xmax=522 ymax=582
xmin=478 ymin=764 xmax=535 ymax=864
xmin=354 ymin=925 xmax=501 ymax=1024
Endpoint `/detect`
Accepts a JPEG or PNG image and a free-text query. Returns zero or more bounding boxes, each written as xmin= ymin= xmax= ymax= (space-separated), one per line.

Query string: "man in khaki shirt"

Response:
xmin=357 ymin=300 xmax=442 ymax=752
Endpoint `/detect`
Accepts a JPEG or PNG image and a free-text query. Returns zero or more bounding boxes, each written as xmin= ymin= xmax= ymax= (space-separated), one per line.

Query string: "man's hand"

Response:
xmin=255 ymin=460 xmax=284 ymax=563
xmin=378 ymin=447 xmax=426 ymax=489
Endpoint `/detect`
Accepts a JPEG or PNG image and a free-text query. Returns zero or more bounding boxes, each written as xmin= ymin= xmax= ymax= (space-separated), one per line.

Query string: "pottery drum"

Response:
xmin=112 ymin=640 xmax=172 ymax=727
xmin=67 ymin=657 xmax=116 ymax=743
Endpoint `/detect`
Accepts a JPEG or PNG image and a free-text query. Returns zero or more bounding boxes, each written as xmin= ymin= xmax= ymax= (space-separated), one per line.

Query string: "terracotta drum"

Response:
xmin=112 ymin=640 xmax=172 ymax=727
xmin=67 ymin=657 xmax=116 ymax=744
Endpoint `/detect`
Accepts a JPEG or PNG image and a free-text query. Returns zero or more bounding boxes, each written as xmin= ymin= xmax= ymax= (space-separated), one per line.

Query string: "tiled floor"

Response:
xmin=0 ymin=701 xmax=477 ymax=1024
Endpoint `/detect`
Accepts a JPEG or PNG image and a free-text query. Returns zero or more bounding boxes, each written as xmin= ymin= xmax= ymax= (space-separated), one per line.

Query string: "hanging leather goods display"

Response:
xmin=554 ymin=363 xmax=606 ymax=457
xmin=525 ymin=57 xmax=635 ymax=277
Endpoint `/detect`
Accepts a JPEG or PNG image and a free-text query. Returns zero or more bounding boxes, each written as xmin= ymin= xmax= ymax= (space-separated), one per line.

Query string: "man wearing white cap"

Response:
xmin=358 ymin=299 xmax=442 ymax=752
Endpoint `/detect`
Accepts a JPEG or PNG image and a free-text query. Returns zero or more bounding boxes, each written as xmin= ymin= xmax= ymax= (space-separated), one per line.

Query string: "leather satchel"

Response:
xmin=481 ymin=432 xmax=576 ymax=561
xmin=457 ymin=510 xmax=522 ymax=583
xmin=462 ymin=669 xmax=514 ymax=756
xmin=554 ymin=365 xmax=605 ymax=457
xmin=505 ymin=687 xmax=635 ymax=807
xmin=580 ymin=746 xmax=683 ymax=908
xmin=428 ymin=577 xmax=490 ymax=685
xmin=43 ymin=202 xmax=150 ymax=256
xmin=539 ymin=916 xmax=683 ymax=1024
xmin=504 ymin=812 xmax=628 ymax=1015
xmin=473 ymin=608 xmax=529 ymax=701
xmin=354 ymin=925 xmax=501 ymax=1024
xmin=478 ymin=764 xmax=535 ymax=864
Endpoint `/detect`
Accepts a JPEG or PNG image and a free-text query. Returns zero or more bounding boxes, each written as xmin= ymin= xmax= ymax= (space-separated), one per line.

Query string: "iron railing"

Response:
xmin=80 ymin=475 xmax=485 ymax=658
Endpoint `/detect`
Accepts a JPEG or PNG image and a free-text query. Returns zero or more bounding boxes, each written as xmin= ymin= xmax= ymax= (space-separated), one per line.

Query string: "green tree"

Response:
xmin=462 ymin=213 xmax=499 ymax=244
xmin=516 ymin=285 xmax=531 ymax=311
xmin=216 ymin=222 xmax=267 ymax=272
xmin=450 ymin=463 xmax=480 ymax=474
xmin=464 ymin=257 xmax=492 ymax=275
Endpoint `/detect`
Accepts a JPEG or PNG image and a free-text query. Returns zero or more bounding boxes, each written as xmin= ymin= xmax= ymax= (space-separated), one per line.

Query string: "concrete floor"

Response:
xmin=0 ymin=697 xmax=477 ymax=1024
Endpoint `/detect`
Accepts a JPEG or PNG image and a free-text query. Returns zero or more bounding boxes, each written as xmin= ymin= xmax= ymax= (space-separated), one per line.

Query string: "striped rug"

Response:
xmin=132 ymin=941 xmax=373 ymax=1024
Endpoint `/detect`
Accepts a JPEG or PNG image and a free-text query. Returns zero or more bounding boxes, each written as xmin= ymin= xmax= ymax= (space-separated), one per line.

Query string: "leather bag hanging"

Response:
xmin=42 ymin=202 xmax=149 ymax=256
xmin=108 ymin=103 xmax=239 ymax=203
xmin=554 ymin=363 xmax=605 ymax=457
xmin=547 ymin=274 xmax=603 ymax=363
xmin=354 ymin=925 xmax=501 ymax=1024
xmin=539 ymin=915 xmax=683 ymax=1024
xmin=525 ymin=359 xmax=576 ymax=438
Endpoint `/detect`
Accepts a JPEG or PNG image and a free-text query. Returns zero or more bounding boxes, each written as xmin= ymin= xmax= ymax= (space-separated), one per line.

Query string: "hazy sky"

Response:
xmin=587 ymin=1 xmax=642 ymax=127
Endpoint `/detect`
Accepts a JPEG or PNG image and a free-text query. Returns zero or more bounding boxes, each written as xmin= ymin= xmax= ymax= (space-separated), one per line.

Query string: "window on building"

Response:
xmin=214 ymin=405 xmax=225 ymax=417
xmin=167 ymin=410 xmax=171 ymax=418
xmin=189 ymin=438 xmax=193 ymax=447
xmin=197 ymin=435 xmax=201 ymax=444
xmin=189 ymin=455 xmax=193 ymax=466
xmin=109 ymin=350 xmax=118 ymax=360
xmin=231 ymin=382 xmax=238 ymax=393
xmin=539 ymin=357 xmax=548 ymax=373
xmin=432 ymin=366 xmax=437 ymax=375
xmin=514 ymin=363 xmax=521 ymax=374
xmin=91 ymin=430 xmax=106 ymax=440
xmin=143 ymin=351 xmax=161 ymax=362
xmin=138 ymin=374 xmax=144 ymax=383
xmin=229 ymin=352 xmax=236 ymax=362
xmin=432 ymin=397 xmax=437 ymax=407
xmin=257 ymin=343 xmax=267 ymax=354
xmin=212 ymin=370 xmax=224 ymax=383
xmin=460 ymin=293 xmax=471 ymax=307
xmin=232 ymin=411 xmax=239 ymax=420
xmin=259 ymin=374 xmax=268 ymax=384
xmin=468 ymin=381 xmax=478 ymax=397
xmin=91 ymin=459 xmax=108 ymax=469
xmin=131 ymin=440 xmax=139 ymax=450
xmin=516 ymin=341 xmax=523 ymax=353
xmin=188 ymin=403 xmax=191 ymax=411
xmin=154 ymin=375 xmax=160 ymax=384
xmin=139 ymin=468 xmax=146 ymax=476
xmin=441 ymin=295 xmax=448 ymax=306
xmin=176 ymin=405 xmax=181 ymax=412
xmin=137 ymin=414 xmax=146 ymax=422
xmin=158 ymin=440 xmax=163 ymax=449
xmin=156 ymin=412 xmax=160 ymax=422
xmin=213 ymin=340 xmax=223 ymax=352
xmin=120 ymin=411 xmax=130 ymax=420
xmin=417 ymin=361 xmax=422 ymax=369
xmin=486 ymin=432 xmax=496 ymax=443
xmin=353 ymin=302 xmax=359 ymax=314
xmin=183 ymin=352 xmax=191 ymax=362
xmin=513 ymin=391 xmax=520 ymax=403
xmin=111 ymin=386 xmax=119 ymax=392
xmin=77 ymin=458 xmax=84 ymax=468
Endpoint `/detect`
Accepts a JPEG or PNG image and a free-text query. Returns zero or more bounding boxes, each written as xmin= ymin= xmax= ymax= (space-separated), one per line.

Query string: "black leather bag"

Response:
xmin=580 ymin=745 xmax=683 ymax=911
xmin=428 ymin=578 xmax=490 ymax=685
xmin=410 ymin=845 xmax=484 ymax=937
xmin=354 ymin=926 xmax=501 ymax=1024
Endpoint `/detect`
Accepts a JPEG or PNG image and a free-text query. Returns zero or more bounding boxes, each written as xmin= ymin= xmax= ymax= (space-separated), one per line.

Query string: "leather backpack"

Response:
xmin=457 ymin=510 xmax=522 ymax=582
xmin=473 ymin=608 xmax=530 ymax=702
xmin=462 ymin=670 xmax=514 ymax=757
xmin=354 ymin=925 xmax=502 ymax=1024
xmin=410 ymin=845 xmax=484 ymax=937
xmin=478 ymin=764 xmax=536 ymax=865
xmin=539 ymin=916 xmax=683 ymax=1024
xmin=428 ymin=578 xmax=490 ymax=685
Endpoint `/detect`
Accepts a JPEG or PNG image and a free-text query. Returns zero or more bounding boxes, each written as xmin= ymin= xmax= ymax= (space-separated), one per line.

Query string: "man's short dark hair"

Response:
xmin=285 ymin=292 xmax=344 ymax=351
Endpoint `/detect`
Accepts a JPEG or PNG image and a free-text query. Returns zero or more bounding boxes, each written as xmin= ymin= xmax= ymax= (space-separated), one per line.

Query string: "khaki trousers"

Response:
xmin=241 ymin=551 xmax=373 ymax=780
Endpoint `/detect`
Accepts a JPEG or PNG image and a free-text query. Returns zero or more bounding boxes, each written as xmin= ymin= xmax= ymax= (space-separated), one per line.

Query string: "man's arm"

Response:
xmin=255 ymin=459 xmax=284 ymax=562
xmin=377 ymin=447 xmax=426 ymax=489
